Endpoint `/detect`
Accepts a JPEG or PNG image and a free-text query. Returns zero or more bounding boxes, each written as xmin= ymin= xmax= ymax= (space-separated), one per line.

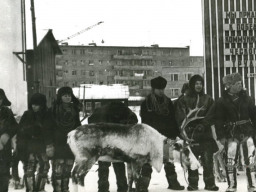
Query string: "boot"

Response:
xmin=98 ymin=162 xmax=110 ymax=192
xmin=62 ymin=177 xmax=70 ymax=192
xmin=52 ymin=177 xmax=62 ymax=192
xmin=35 ymin=175 xmax=47 ymax=192
xmin=246 ymin=168 xmax=256 ymax=192
xmin=0 ymin=176 xmax=9 ymax=192
xmin=187 ymin=169 xmax=199 ymax=191
xmin=136 ymin=176 xmax=151 ymax=192
xmin=164 ymin=162 xmax=184 ymax=190
xmin=25 ymin=176 xmax=35 ymax=192
xmin=204 ymin=175 xmax=219 ymax=191
xmin=226 ymin=172 xmax=237 ymax=192
xmin=113 ymin=162 xmax=128 ymax=192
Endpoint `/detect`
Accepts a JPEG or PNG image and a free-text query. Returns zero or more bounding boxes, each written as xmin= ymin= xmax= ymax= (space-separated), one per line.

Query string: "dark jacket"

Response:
xmin=0 ymin=106 xmax=18 ymax=161
xmin=140 ymin=94 xmax=179 ymax=139
xmin=17 ymin=110 xmax=52 ymax=160
xmin=175 ymin=92 xmax=214 ymax=140
xmin=88 ymin=102 xmax=138 ymax=125
xmin=49 ymin=102 xmax=81 ymax=159
xmin=204 ymin=90 xmax=256 ymax=140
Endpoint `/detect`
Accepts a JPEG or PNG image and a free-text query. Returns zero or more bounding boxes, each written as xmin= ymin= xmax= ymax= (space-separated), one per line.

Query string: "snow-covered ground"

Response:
xmin=9 ymin=162 xmax=250 ymax=192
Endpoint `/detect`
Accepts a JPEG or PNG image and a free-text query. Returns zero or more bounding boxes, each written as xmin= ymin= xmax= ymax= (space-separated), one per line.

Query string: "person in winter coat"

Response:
xmin=139 ymin=76 xmax=184 ymax=192
xmin=204 ymin=73 xmax=256 ymax=192
xmin=175 ymin=75 xmax=219 ymax=191
xmin=86 ymin=101 xmax=138 ymax=192
xmin=0 ymin=88 xmax=18 ymax=192
xmin=47 ymin=86 xmax=81 ymax=192
xmin=17 ymin=93 xmax=51 ymax=192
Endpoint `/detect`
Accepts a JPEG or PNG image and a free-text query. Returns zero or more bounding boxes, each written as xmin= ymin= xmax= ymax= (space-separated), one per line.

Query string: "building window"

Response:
xmin=80 ymin=49 xmax=85 ymax=54
xmin=72 ymin=70 xmax=77 ymax=75
xmin=117 ymin=50 xmax=123 ymax=55
xmin=185 ymin=73 xmax=193 ymax=81
xmin=72 ymin=50 xmax=76 ymax=55
xmin=81 ymin=70 xmax=86 ymax=75
xmin=170 ymin=74 xmax=179 ymax=81
xmin=89 ymin=71 xmax=95 ymax=76
xmin=86 ymin=102 xmax=92 ymax=110
xmin=95 ymin=102 xmax=101 ymax=109
xmin=171 ymin=89 xmax=179 ymax=97
xmin=89 ymin=60 xmax=94 ymax=66
xmin=99 ymin=60 xmax=102 ymax=65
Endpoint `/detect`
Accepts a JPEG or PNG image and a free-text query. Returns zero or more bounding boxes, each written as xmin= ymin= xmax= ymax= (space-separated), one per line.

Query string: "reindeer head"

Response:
xmin=170 ymin=139 xmax=201 ymax=171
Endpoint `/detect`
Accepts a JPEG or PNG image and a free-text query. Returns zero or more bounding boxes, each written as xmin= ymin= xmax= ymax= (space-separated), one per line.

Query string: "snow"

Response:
xmin=8 ymin=163 xmax=250 ymax=192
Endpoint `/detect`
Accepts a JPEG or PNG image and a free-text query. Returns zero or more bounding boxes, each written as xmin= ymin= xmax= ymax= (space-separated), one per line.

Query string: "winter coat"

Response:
xmin=140 ymin=95 xmax=179 ymax=139
xmin=88 ymin=102 xmax=138 ymax=125
xmin=204 ymin=90 xmax=256 ymax=140
xmin=175 ymin=92 xmax=218 ymax=152
xmin=0 ymin=106 xmax=18 ymax=162
xmin=17 ymin=110 xmax=52 ymax=161
xmin=48 ymin=102 xmax=81 ymax=159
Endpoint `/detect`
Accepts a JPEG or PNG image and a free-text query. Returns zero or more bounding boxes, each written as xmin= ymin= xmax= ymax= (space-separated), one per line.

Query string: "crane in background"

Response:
xmin=58 ymin=21 xmax=104 ymax=44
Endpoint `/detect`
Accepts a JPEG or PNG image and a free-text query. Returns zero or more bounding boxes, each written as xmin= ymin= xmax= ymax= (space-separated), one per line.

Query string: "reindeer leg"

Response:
xmin=127 ymin=162 xmax=135 ymax=192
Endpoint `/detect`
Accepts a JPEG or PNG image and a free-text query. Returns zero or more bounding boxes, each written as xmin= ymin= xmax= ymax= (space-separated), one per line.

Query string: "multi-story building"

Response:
xmin=56 ymin=45 xmax=203 ymax=98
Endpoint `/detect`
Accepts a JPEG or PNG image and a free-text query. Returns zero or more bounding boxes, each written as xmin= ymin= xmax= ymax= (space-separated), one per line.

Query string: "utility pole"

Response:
xmin=30 ymin=0 xmax=39 ymax=92
xmin=30 ymin=0 xmax=37 ymax=49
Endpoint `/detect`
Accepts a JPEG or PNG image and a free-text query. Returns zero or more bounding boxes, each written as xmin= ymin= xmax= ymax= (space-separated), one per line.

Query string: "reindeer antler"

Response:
xmin=180 ymin=94 xmax=206 ymax=142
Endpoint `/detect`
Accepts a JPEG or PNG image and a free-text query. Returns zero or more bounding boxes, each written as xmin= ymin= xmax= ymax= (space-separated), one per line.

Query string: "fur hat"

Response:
xmin=0 ymin=88 xmax=11 ymax=106
xmin=222 ymin=73 xmax=242 ymax=87
xmin=151 ymin=76 xmax=167 ymax=89
xmin=189 ymin=75 xmax=204 ymax=89
xmin=56 ymin=86 xmax=80 ymax=106
xmin=29 ymin=93 xmax=47 ymax=110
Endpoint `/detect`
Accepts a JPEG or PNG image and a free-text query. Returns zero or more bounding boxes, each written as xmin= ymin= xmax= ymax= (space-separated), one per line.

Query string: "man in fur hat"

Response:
xmin=175 ymin=75 xmax=219 ymax=191
xmin=139 ymin=76 xmax=184 ymax=191
xmin=204 ymin=73 xmax=256 ymax=192
xmin=0 ymin=88 xmax=18 ymax=192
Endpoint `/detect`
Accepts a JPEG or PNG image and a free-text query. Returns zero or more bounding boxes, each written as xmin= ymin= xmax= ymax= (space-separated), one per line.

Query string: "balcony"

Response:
xmin=113 ymin=65 xmax=154 ymax=70
xmin=56 ymin=76 xmax=63 ymax=80
xmin=56 ymin=65 xmax=63 ymax=70
xmin=114 ymin=75 xmax=144 ymax=80
xmin=113 ymin=54 xmax=153 ymax=60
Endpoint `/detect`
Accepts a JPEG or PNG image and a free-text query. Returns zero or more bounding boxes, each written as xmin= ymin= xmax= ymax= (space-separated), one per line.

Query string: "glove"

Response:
xmin=0 ymin=133 xmax=10 ymax=145
xmin=46 ymin=144 xmax=55 ymax=157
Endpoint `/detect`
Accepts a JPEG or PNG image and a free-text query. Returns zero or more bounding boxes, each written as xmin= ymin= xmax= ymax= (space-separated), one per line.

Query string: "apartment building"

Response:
xmin=56 ymin=45 xmax=203 ymax=98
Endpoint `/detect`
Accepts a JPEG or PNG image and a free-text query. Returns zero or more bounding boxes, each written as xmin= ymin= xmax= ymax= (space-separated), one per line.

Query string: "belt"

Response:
xmin=226 ymin=119 xmax=251 ymax=126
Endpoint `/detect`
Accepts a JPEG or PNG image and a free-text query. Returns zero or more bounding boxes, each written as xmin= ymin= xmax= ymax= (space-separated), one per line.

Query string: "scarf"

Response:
xmin=55 ymin=103 xmax=76 ymax=130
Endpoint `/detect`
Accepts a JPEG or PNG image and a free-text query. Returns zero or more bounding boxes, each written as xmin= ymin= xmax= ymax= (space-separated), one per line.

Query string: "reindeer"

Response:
xmin=178 ymin=94 xmax=226 ymax=183
xmin=67 ymin=122 xmax=201 ymax=192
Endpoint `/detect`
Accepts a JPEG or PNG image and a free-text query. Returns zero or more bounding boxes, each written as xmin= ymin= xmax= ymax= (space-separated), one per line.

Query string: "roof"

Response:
xmin=36 ymin=30 xmax=62 ymax=54
xmin=72 ymin=84 xmax=129 ymax=100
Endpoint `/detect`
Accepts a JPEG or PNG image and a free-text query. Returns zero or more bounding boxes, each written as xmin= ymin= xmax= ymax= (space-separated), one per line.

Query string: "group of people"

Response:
xmin=0 ymin=72 xmax=256 ymax=192
xmin=138 ymin=73 xmax=256 ymax=192
xmin=0 ymin=87 xmax=81 ymax=192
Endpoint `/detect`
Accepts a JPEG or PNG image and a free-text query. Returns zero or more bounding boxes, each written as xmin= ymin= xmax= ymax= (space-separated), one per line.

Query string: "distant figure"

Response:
xmin=88 ymin=101 xmax=138 ymax=192
xmin=0 ymin=89 xmax=18 ymax=192
xmin=140 ymin=76 xmax=184 ymax=191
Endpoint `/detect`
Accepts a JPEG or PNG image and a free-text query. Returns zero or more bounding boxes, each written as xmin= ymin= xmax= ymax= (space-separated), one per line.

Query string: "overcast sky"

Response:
xmin=26 ymin=0 xmax=203 ymax=56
